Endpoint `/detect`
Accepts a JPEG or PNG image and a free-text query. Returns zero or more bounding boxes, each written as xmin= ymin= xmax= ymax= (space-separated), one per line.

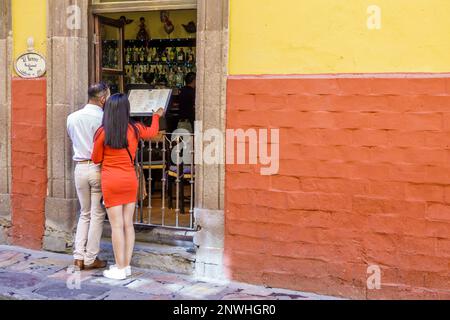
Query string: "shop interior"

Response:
xmin=95 ymin=9 xmax=198 ymax=229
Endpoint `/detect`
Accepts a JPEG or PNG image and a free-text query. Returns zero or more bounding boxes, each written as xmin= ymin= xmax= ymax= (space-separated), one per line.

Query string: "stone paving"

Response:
xmin=0 ymin=245 xmax=339 ymax=300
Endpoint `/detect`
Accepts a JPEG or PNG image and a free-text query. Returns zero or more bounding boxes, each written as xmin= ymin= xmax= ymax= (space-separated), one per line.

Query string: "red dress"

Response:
xmin=92 ymin=115 xmax=160 ymax=208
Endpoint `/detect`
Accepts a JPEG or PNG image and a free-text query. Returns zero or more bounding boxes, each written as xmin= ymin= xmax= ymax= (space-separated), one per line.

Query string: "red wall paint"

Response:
xmin=11 ymin=78 xmax=47 ymax=250
xmin=225 ymin=76 xmax=450 ymax=299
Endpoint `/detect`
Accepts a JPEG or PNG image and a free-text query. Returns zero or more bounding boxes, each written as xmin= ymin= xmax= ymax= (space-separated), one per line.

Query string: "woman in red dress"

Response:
xmin=92 ymin=93 xmax=163 ymax=280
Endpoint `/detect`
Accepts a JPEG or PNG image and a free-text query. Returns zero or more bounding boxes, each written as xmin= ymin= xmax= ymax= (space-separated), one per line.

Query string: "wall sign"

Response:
xmin=15 ymin=37 xmax=46 ymax=79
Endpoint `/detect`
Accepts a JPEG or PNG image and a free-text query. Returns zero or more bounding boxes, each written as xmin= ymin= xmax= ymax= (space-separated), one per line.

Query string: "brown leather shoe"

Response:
xmin=84 ymin=258 xmax=107 ymax=270
xmin=73 ymin=259 xmax=84 ymax=271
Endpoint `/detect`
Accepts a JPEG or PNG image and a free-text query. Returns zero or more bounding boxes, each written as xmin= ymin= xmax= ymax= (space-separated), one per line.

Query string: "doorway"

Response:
xmin=90 ymin=7 xmax=198 ymax=230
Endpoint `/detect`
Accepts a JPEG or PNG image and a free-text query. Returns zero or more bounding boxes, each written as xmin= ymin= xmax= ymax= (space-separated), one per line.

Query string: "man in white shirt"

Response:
xmin=67 ymin=83 xmax=110 ymax=271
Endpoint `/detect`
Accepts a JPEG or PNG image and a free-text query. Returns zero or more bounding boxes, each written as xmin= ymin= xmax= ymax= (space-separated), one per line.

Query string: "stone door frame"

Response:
xmin=0 ymin=0 xmax=12 ymax=241
xmin=45 ymin=0 xmax=228 ymax=279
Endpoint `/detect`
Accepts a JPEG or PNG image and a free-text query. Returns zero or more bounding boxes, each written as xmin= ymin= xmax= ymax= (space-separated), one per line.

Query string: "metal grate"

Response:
xmin=134 ymin=133 xmax=195 ymax=230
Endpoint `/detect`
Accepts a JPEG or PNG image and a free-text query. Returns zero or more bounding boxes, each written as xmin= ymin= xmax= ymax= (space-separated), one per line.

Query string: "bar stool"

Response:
xmin=167 ymin=164 xmax=194 ymax=214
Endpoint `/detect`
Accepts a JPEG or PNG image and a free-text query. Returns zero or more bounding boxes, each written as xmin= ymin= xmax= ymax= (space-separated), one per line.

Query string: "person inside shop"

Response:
xmin=177 ymin=72 xmax=196 ymax=132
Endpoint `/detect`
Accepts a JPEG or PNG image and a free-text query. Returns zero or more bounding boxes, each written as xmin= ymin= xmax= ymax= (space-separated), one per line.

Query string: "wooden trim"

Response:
xmin=94 ymin=15 xmax=101 ymax=83
xmin=91 ymin=0 xmax=197 ymax=14
xmin=98 ymin=15 xmax=124 ymax=27
xmin=92 ymin=14 xmax=126 ymax=91
xmin=101 ymin=69 xmax=124 ymax=75
xmin=88 ymin=13 xmax=95 ymax=85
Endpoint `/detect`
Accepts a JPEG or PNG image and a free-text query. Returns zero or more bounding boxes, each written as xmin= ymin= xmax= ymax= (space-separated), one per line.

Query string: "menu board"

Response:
xmin=129 ymin=89 xmax=172 ymax=116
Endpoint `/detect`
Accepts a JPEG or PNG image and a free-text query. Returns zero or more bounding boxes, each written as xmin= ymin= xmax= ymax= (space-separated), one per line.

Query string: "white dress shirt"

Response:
xmin=67 ymin=104 xmax=104 ymax=162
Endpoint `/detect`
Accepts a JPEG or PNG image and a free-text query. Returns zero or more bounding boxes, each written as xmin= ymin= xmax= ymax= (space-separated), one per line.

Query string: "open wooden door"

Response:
xmin=93 ymin=15 xmax=125 ymax=94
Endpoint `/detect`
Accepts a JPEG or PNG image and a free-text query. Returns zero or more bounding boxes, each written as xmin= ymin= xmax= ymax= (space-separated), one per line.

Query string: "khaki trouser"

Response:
xmin=73 ymin=163 xmax=105 ymax=265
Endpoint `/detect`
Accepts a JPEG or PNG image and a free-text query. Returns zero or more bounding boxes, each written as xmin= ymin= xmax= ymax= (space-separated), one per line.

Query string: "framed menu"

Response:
xmin=128 ymin=89 xmax=172 ymax=116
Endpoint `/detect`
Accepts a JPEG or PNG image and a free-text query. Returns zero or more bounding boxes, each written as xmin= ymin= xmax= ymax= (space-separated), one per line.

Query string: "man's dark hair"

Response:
xmin=102 ymin=93 xmax=139 ymax=149
xmin=185 ymin=72 xmax=196 ymax=86
xmin=143 ymin=72 xmax=155 ymax=85
xmin=88 ymin=82 xmax=109 ymax=100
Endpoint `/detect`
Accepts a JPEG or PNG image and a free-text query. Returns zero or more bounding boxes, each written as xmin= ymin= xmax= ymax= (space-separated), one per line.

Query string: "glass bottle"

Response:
xmin=139 ymin=48 xmax=144 ymax=62
xmin=167 ymin=67 xmax=175 ymax=88
xmin=161 ymin=48 xmax=168 ymax=62
xmin=175 ymin=67 xmax=184 ymax=88
xmin=126 ymin=47 xmax=131 ymax=64
xmin=133 ymin=46 xmax=139 ymax=63
xmin=177 ymin=48 xmax=185 ymax=62
xmin=170 ymin=47 xmax=176 ymax=62
xmin=102 ymin=44 xmax=108 ymax=68
xmin=147 ymin=47 xmax=152 ymax=63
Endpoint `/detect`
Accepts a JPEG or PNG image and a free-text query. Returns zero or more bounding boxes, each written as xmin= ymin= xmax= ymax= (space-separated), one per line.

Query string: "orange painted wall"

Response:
xmin=225 ymin=76 xmax=450 ymax=299
xmin=11 ymin=78 xmax=47 ymax=249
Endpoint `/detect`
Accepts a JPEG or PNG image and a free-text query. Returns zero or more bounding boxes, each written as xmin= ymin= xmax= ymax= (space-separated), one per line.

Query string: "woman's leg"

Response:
xmin=123 ymin=203 xmax=136 ymax=267
xmin=106 ymin=205 xmax=126 ymax=269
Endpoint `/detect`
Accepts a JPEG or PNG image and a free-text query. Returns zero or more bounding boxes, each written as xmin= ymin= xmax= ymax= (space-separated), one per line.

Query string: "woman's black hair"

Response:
xmin=102 ymin=93 xmax=139 ymax=149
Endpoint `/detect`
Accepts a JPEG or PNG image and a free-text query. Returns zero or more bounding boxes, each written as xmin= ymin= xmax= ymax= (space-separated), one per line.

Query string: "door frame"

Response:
xmin=91 ymin=0 xmax=196 ymax=13
xmin=46 ymin=0 xmax=228 ymax=278
xmin=88 ymin=1 xmax=197 ymax=86
xmin=86 ymin=0 xmax=230 ymax=211
xmin=93 ymin=15 xmax=126 ymax=92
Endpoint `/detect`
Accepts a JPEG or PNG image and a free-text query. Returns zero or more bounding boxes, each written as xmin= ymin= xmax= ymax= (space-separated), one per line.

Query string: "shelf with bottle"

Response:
xmin=125 ymin=38 xmax=196 ymax=48
xmin=125 ymin=61 xmax=196 ymax=67
xmin=102 ymin=40 xmax=120 ymax=69
xmin=125 ymin=63 xmax=196 ymax=90
xmin=102 ymin=39 xmax=196 ymax=47
xmin=125 ymin=46 xmax=196 ymax=66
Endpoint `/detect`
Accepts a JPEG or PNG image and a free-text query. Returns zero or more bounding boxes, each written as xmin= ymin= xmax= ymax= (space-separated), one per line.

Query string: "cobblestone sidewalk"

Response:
xmin=0 ymin=245 xmax=339 ymax=300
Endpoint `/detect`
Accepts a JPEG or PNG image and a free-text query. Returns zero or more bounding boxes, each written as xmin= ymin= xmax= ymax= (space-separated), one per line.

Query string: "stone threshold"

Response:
xmin=102 ymin=224 xmax=196 ymax=248
xmin=100 ymin=240 xmax=196 ymax=276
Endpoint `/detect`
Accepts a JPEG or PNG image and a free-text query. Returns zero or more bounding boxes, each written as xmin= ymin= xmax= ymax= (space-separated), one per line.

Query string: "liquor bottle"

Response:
xmin=167 ymin=67 xmax=175 ymax=87
xmin=154 ymin=48 xmax=160 ymax=62
xmin=161 ymin=48 xmax=168 ymax=62
xmin=169 ymin=47 xmax=176 ymax=62
xmin=159 ymin=66 xmax=168 ymax=86
xmin=102 ymin=47 xmax=108 ymax=68
xmin=187 ymin=47 xmax=194 ymax=64
xmin=175 ymin=67 xmax=184 ymax=88
xmin=139 ymin=48 xmax=144 ymax=62
xmin=113 ymin=52 xmax=118 ymax=67
xmin=126 ymin=48 xmax=131 ymax=64
xmin=186 ymin=47 xmax=191 ymax=63
xmin=108 ymin=45 xmax=116 ymax=68
xmin=144 ymin=47 xmax=149 ymax=63
xmin=133 ymin=46 xmax=139 ymax=63
xmin=147 ymin=47 xmax=152 ymax=63
xmin=177 ymin=48 xmax=185 ymax=62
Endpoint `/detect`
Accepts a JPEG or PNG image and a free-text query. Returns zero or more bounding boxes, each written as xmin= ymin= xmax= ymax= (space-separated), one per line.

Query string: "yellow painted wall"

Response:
xmin=12 ymin=0 xmax=47 ymax=66
xmin=103 ymin=10 xmax=197 ymax=40
xmin=229 ymin=0 xmax=450 ymax=75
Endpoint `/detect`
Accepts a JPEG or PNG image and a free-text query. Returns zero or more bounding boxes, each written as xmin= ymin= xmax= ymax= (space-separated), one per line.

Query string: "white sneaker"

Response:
xmin=103 ymin=267 xmax=127 ymax=280
xmin=110 ymin=265 xmax=132 ymax=277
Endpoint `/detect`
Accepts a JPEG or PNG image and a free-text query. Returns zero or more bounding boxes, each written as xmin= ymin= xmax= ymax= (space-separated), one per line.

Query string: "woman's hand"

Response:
xmin=154 ymin=108 xmax=164 ymax=117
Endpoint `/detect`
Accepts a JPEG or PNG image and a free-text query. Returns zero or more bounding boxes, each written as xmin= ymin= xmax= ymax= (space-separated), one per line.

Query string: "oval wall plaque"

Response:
xmin=15 ymin=52 xmax=46 ymax=79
